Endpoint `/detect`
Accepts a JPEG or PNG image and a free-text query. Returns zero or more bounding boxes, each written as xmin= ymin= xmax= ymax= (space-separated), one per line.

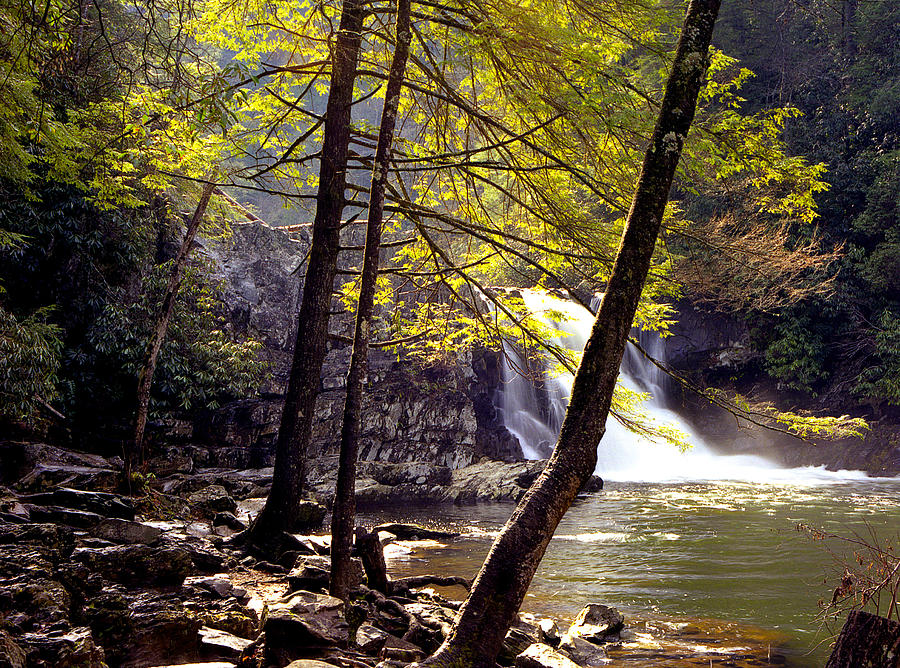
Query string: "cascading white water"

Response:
xmin=500 ymin=290 xmax=870 ymax=484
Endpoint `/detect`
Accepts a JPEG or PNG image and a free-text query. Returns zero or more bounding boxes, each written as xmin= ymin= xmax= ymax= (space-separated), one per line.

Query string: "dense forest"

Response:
xmin=1 ymin=0 xmax=899 ymax=666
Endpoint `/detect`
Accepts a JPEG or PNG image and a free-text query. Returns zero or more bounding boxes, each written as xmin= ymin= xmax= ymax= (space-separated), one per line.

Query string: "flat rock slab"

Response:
xmin=199 ymin=626 xmax=254 ymax=659
xmin=21 ymin=488 xmax=134 ymax=520
xmin=285 ymin=661 xmax=342 ymax=668
xmin=91 ymin=518 xmax=163 ymax=544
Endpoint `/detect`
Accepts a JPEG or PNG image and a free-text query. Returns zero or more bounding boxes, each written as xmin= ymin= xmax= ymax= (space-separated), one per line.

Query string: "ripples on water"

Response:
xmin=360 ymin=478 xmax=900 ymax=667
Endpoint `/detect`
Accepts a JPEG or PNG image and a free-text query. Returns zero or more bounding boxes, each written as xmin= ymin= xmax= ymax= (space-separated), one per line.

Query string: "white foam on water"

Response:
xmin=499 ymin=290 xmax=876 ymax=486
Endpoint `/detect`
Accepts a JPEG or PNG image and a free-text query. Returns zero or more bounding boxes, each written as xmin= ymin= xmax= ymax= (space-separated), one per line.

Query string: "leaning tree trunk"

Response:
xmin=130 ymin=181 xmax=215 ymax=481
xmin=825 ymin=610 xmax=900 ymax=668
xmin=330 ymin=0 xmax=412 ymax=600
xmin=417 ymin=2 xmax=721 ymax=666
xmin=247 ymin=0 xmax=366 ymax=543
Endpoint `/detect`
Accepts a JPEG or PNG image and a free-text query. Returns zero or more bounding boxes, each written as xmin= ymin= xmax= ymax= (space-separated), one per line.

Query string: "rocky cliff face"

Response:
xmin=163 ymin=221 xmax=522 ymax=471
xmin=666 ymin=301 xmax=900 ymax=476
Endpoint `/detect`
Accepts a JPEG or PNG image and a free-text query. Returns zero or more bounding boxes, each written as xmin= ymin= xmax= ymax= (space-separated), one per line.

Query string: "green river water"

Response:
xmin=360 ymin=478 xmax=900 ymax=666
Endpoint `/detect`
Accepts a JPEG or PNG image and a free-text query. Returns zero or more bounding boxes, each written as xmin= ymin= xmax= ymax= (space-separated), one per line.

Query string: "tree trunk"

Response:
xmin=330 ymin=0 xmax=412 ymax=601
xmin=247 ymin=0 xmax=366 ymax=543
xmin=417 ymin=2 xmax=721 ymax=666
xmin=825 ymin=610 xmax=900 ymax=668
xmin=355 ymin=527 xmax=390 ymax=594
xmin=130 ymin=181 xmax=215 ymax=480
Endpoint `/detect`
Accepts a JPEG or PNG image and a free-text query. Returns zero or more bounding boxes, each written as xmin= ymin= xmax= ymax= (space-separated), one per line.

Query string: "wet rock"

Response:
xmin=20 ymin=488 xmax=134 ymax=520
xmin=264 ymin=591 xmax=349 ymax=664
xmin=371 ymin=523 xmax=456 ymax=540
xmin=567 ymin=604 xmax=624 ymax=644
xmin=18 ymin=626 xmax=105 ymax=668
xmin=72 ymin=544 xmax=193 ymax=585
xmin=356 ymin=623 xmax=390 ymax=654
xmin=0 ymin=631 xmax=26 ymax=668
xmin=285 ymin=661 xmax=342 ymax=668
xmin=538 ymin=618 xmax=561 ymax=647
xmin=516 ymin=643 xmax=581 ymax=668
xmin=557 ymin=634 xmax=609 ymax=666
xmin=90 ymin=518 xmax=163 ymax=544
xmin=199 ymin=626 xmax=254 ymax=660
xmin=188 ymin=485 xmax=238 ymax=514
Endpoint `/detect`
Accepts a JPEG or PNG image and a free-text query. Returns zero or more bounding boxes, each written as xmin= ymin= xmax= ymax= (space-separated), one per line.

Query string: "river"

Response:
xmin=361 ymin=477 xmax=900 ymax=666
xmin=359 ymin=291 xmax=900 ymax=666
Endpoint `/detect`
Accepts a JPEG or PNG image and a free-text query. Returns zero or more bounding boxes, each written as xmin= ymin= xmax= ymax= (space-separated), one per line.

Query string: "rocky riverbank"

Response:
xmin=0 ymin=440 xmax=803 ymax=667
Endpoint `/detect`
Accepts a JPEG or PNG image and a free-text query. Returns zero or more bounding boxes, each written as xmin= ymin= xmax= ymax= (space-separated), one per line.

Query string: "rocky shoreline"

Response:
xmin=0 ymin=440 xmax=794 ymax=667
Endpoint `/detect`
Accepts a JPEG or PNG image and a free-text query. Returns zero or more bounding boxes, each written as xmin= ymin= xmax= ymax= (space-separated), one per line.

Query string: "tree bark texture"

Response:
xmin=418 ymin=2 xmax=721 ymax=666
xmin=131 ymin=181 xmax=215 ymax=476
xmin=330 ymin=0 xmax=412 ymax=601
xmin=355 ymin=527 xmax=390 ymax=594
xmin=249 ymin=0 xmax=365 ymax=540
xmin=825 ymin=610 xmax=900 ymax=668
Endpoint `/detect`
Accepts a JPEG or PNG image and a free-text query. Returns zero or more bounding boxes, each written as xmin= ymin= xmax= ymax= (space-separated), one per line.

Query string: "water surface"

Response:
xmin=361 ymin=478 xmax=900 ymax=666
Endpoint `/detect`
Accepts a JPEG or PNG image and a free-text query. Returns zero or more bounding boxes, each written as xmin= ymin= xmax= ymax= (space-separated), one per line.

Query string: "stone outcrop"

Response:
xmin=148 ymin=221 xmax=523 ymax=477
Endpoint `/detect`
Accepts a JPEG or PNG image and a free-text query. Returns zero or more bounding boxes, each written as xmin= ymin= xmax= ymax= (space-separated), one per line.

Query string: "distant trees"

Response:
xmin=710 ymin=0 xmax=900 ymax=412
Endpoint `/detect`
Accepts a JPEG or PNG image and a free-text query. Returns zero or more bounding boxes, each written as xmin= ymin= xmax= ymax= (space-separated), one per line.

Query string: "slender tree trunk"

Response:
xmin=247 ymin=0 xmax=366 ymax=542
xmin=329 ymin=0 xmax=412 ymax=601
xmin=418 ymin=2 xmax=721 ymax=666
xmin=130 ymin=181 xmax=215 ymax=480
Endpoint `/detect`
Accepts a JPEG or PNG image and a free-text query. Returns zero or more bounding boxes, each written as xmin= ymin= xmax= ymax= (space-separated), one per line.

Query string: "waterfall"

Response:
xmin=499 ymin=290 xmax=870 ymax=484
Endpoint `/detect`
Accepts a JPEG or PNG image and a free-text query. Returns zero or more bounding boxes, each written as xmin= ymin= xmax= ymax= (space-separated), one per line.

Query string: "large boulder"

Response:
xmin=566 ymin=604 xmax=624 ymax=644
xmin=119 ymin=593 xmax=203 ymax=668
xmin=72 ymin=544 xmax=193 ymax=585
xmin=0 ymin=442 xmax=118 ymax=492
xmin=264 ymin=591 xmax=349 ymax=665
